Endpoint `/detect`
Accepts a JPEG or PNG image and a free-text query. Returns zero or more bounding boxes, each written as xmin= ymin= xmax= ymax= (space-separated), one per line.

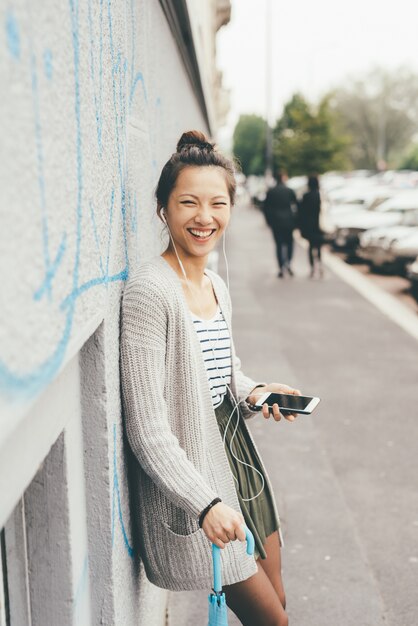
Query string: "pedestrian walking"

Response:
xmin=263 ymin=171 xmax=298 ymax=278
xmin=120 ymin=130 xmax=304 ymax=626
xmin=298 ymin=176 xmax=324 ymax=278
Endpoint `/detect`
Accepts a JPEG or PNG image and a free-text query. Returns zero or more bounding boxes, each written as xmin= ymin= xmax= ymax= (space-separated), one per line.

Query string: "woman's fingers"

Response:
xmin=285 ymin=412 xmax=296 ymax=421
xmin=263 ymin=402 xmax=285 ymax=421
xmin=216 ymin=520 xmax=247 ymax=547
xmin=272 ymin=403 xmax=283 ymax=421
xmin=204 ymin=505 xmax=249 ymax=549
xmin=235 ymin=524 xmax=246 ymax=542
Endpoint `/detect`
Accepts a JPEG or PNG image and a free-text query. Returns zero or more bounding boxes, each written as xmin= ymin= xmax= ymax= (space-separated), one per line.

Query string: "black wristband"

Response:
xmin=247 ymin=384 xmax=267 ymax=411
xmin=198 ymin=497 xmax=222 ymax=528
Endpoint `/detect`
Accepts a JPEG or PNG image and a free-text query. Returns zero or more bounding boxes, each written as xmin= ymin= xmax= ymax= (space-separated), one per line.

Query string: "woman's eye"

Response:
xmin=181 ymin=200 xmax=195 ymax=205
xmin=214 ymin=202 xmax=227 ymax=206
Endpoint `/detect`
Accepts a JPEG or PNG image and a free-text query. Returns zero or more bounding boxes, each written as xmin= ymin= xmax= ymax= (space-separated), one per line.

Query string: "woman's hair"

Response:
xmin=308 ymin=175 xmax=319 ymax=191
xmin=155 ymin=130 xmax=238 ymax=218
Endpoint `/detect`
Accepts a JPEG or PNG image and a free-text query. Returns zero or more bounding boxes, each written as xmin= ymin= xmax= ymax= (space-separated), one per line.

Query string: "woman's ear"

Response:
xmin=158 ymin=204 xmax=167 ymax=224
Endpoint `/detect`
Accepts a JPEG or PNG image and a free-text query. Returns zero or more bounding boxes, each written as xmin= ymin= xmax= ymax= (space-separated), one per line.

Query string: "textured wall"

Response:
xmin=0 ymin=0 xmax=210 ymax=623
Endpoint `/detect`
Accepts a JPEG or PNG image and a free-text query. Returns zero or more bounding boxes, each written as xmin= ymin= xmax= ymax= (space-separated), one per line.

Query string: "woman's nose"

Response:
xmin=195 ymin=206 xmax=214 ymax=225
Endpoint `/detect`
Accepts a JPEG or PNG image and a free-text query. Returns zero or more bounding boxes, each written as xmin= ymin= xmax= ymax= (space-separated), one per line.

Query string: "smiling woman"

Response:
xmin=120 ymin=130 xmax=299 ymax=625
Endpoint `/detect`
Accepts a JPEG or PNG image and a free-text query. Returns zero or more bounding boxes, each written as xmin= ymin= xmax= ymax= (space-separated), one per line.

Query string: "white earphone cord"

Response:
xmin=164 ymin=218 xmax=265 ymax=502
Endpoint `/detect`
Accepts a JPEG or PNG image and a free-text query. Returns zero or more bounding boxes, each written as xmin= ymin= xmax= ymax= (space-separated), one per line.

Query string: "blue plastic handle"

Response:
xmin=212 ymin=525 xmax=254 ymax=593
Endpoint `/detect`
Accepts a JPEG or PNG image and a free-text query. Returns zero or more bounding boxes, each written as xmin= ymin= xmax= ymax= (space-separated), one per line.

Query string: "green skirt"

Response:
xmin=215 ymin=393 xmax=280 ymax=560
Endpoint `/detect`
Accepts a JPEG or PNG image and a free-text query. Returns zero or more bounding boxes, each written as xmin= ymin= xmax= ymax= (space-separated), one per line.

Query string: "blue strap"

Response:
xmin=212 ymin=525 xmax=255 ymax=593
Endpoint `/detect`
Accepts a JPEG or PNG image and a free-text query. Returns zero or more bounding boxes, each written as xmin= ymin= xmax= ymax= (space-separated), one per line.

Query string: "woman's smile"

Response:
xmin=186 ymin=227 xmax=217 ymax=242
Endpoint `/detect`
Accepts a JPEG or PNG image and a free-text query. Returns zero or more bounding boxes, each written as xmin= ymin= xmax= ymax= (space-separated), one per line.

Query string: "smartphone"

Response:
xmin=253 ymin=392 xmax=320 ymax=415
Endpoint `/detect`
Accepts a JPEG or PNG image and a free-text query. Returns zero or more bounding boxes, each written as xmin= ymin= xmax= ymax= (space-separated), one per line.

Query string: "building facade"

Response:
xmin=0 ymin=1 xmax=230 ymax=624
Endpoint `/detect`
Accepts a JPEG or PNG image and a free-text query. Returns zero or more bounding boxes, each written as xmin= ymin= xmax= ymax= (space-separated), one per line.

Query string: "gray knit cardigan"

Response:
xmin=120 ymin=255 xmax=279 ymax=590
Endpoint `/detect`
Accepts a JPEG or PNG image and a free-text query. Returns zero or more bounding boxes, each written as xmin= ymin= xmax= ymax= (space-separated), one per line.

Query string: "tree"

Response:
xmin=330 ymin=66 xmax=418 ymax=169
xmin=232 ymin=114 xmax=267 ymax=176
xmin=400 ymin=144 xmax=418 ymax=170
xmin=272 ymin=94 xmax=349 ymax=176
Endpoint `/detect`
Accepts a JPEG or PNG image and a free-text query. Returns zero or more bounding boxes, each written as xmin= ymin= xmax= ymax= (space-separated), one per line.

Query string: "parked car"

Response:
xmin=406 ymin=257 xmax=418 ymax=298
xmin=331 ymin=191 xmax=418 ymax=255
xmin=323 ymin=184 xmax=393 ymax=240
xmin=359 ymin=225 xmax=418 ymax=272
xmin=390 ymin=229 xmax=418 ymax=270
xmin=358 ymin=208 xmax=418 ymax=270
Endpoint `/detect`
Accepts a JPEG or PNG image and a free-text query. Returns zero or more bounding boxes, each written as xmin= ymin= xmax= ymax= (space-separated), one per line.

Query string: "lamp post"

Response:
xmin=265 ymin=0 xmax=273 ymax=182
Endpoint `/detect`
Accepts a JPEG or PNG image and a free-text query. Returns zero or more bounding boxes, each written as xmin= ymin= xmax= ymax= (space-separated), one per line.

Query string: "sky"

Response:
xmin=216 ymin=0 xmax=418 ymax=147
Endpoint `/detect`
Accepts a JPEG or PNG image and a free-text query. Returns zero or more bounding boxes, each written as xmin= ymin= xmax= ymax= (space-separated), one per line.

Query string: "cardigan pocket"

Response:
xmin=155 ymin=520 xmax=212 ymax=583
xmin=161 ymin=519 xmax=201 ymax=539
xmin=160 ymin=502 xmax=202 ymax=537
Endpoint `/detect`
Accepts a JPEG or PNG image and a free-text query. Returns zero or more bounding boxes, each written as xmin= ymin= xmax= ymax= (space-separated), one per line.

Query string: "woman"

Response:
xmin=120 ymin=131 xmax=302 ymax=625
xmin=298 ymin=175 xmax=324 ymax=277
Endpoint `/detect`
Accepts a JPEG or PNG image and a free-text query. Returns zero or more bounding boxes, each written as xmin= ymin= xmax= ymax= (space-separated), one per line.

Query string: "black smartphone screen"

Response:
xmin=260 ymin=393 xmax=314 ymax=411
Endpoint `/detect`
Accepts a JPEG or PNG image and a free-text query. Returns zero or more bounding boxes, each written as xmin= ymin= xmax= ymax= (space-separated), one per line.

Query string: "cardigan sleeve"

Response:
xmin=233 ymin=352 xmax=266 ymax=421
xmin=120 ymin=280 xmax=219 ymax=519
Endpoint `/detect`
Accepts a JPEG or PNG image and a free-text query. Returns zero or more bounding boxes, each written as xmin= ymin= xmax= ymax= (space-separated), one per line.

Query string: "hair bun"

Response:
xmin=176 ymin=130 xmax=215 ymax=153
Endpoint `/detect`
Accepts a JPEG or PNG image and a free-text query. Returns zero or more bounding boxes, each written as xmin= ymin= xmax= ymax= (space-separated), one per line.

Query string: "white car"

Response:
xmin=407 ymin=256 xmax=418 ymax=298
xmin=324 ymin=185 xmax=394 ymax=237
xmin=359 ymin=224 xmax=418 ymax=270
xmin=391 ymin=230 xmax=418 ymax=267
xmin=332 ymin=191 xmax=418 ymax=253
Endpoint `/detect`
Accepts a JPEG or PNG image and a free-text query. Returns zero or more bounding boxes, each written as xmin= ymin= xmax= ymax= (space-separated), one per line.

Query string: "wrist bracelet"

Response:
xmin=198 ymin=497 xmax=222 ymax=528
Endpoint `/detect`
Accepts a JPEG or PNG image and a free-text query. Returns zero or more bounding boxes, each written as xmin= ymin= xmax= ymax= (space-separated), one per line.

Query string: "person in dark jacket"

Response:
xmin=298 ymin=175 xmax=323 ymax=277
xmin=263 ymin=171 xmax=298 ymax=278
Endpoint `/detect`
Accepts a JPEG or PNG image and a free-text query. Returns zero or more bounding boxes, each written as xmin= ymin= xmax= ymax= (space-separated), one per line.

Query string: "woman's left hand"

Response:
xmin=247 ymin=383 xmax=301 ymax=422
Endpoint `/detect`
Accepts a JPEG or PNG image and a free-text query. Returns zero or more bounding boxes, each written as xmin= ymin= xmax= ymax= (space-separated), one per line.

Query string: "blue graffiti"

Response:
xmin=29 ymin=37 xmax=67 ymax=303
xmin=105 ymin=186 xmax=116 ymax=279
xmin=111 ymin=423 xmax=134 ymax=558
xmin=33 ymin=233 xmax=68 ymax=302
xmin=73 ymin=552 xmax=89 ymax=620
xmin=129 ymin=70 xmax=147 ymax=106
xmin=43 ymin=48 xmax=53 ymax=80
xmin=0 ymin=0 xmax=162 ymax=401
xmin=87 ymin=0 xmax=104 ymax=154
xmin=89 ymin=200 xmax=105 ymax=278
xmin=6 ymin=10 xmax=19 ymax=59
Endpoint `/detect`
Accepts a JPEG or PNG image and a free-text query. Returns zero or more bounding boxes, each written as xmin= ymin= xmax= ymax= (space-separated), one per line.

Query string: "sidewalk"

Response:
xmin=168 ymin=200 xmax=418 ymax=626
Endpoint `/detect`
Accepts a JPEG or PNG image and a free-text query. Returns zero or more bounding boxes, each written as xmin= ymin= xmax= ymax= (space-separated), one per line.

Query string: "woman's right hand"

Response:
xmin=201 ymin=502 xmax=246 ymax=549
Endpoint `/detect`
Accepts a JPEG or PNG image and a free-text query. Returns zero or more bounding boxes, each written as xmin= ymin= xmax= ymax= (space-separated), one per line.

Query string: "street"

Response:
xmin=168 ymin=200 xmax=418 ymax=626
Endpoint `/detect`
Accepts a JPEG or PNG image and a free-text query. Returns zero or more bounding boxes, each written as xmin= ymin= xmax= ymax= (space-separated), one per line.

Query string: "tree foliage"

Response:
xmin=272 ymin=94 xmax=349 ymax=176
xmin=232 ymin=114 xmax=267 ymax=176
xmin=400 ymin=144 xmax=418 ymax=170
xmin=330 ymin=67 xmax=418 ymax=169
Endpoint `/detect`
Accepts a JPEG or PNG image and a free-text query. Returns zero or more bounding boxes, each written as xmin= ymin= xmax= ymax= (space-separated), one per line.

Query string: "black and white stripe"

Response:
xmin=190 ymin=306 xmax=232 ymax=408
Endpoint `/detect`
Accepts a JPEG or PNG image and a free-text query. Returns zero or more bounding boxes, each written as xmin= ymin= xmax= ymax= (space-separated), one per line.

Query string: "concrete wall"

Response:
xmin=0 ymin=1 xmax=228 ymax=624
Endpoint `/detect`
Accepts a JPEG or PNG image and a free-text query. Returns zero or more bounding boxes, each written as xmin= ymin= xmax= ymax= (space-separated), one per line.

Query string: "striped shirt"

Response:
xmin=190 ymin=305 xmax=232 ymax=408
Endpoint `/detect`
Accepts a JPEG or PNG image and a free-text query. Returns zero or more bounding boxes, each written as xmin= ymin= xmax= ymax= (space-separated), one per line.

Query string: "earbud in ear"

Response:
xmin=160 ymin=208 xmax=167 ymax=224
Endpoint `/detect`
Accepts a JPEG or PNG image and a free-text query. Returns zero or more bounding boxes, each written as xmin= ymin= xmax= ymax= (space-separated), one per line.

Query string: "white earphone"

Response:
xmin=161 ymin=211 xmax=265 ymax=503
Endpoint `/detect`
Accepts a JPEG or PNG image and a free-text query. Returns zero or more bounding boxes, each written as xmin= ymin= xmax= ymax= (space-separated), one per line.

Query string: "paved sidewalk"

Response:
xmin=168 ymin=201 xmax=418 ymax=626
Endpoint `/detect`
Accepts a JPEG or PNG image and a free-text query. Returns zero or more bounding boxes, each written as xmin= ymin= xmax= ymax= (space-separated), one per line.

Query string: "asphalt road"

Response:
xmin=168 ymin=201 xmax=418 ymax=626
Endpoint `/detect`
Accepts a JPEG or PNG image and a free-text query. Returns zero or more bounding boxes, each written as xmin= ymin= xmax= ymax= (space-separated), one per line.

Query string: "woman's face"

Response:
xmin=163 ymin=166 xmax=231 ymax=259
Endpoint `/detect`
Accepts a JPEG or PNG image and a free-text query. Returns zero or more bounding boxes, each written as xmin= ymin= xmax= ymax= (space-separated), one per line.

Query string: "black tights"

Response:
xmin=309 ymin=242 xmax=322 ymax=268
xmin=223 ymin=531 xmax=288 ymax=626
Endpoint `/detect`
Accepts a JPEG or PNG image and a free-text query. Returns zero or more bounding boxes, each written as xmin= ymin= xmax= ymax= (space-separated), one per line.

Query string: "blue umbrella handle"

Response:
xmin=212 ymin=525 xmax=255 ymax=593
